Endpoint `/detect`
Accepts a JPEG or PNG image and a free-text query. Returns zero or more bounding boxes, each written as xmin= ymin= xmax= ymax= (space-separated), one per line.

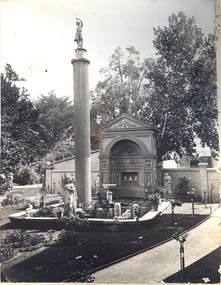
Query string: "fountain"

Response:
xmin=8 ymin=189 xmax=170 ymax=231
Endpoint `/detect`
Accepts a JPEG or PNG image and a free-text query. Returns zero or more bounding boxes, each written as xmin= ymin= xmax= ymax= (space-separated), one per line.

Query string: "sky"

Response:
xmin=1 ymin=0 xmax=216 ymax=101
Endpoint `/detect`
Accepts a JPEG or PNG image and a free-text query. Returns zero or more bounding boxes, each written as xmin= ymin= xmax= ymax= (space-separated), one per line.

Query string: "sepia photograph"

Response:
xmin=1 ymin=0 xmax=220 ymax=283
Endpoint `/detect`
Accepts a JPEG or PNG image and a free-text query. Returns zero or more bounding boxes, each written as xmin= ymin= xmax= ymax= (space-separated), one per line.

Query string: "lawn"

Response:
xmin=1 ymin=199 xmax=216 ymax=283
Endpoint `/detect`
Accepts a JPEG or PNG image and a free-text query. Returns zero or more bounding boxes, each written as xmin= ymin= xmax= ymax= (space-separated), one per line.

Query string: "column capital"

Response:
xmin=71 ymin=57 xmax=90 ymax=65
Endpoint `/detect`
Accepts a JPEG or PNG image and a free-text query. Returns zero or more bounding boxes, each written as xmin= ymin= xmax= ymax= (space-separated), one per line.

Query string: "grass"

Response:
xmin=1 ymin=207 xmax=210 ymax=282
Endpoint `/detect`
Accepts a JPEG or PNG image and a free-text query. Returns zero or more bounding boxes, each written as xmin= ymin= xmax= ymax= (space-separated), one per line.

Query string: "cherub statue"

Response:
xmin=74 ymin=18 xmax=83 ymax=48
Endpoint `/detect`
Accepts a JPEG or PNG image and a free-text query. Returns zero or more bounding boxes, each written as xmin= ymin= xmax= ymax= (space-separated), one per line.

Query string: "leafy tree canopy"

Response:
xmin=91 ymin=12 xmax=218 ymax=162
xmin=1 ymin=64 xmax=42 ymax=177
xmin=90 ymin=46 xmax=155 ymax=125
xmin=34 ymin=91 xmax=74 ymax=153
xmin=141 ymin=12 xmax=218 ymax=161
xmin=45 ymin=141 xmax=75 ymax=162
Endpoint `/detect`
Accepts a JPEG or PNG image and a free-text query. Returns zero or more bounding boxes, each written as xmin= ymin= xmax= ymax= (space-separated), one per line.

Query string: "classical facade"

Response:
xmin=98 ymin=113 xmax=157 ymax=198
xmin=46 ymin=113 xmax=157 ymax=198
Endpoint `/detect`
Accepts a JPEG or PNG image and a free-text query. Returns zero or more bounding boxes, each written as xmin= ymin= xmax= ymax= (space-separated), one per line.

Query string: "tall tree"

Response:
xmin=140 ymin=12 xmax=218 ymax=161
xmin=90 ymin=13 xmax=218 ymax=162
xmin=1 ymin=64 xmax=41 ymax=177
xmin=45 ymin=141 xmax=75 ymax=162
xmin=90 ymin=46 xmax=154 ymax=125
xmin=34 ymin=91 xmax=74 ymax=152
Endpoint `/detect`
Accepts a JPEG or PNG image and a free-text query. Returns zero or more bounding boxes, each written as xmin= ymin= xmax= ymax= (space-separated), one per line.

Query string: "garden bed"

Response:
xmin=1 ymin=203 xmax=218 ymax=283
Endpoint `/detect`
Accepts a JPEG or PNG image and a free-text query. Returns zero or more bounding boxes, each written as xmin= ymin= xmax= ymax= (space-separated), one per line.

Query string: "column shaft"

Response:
xmin=72 ymin=56 xmax=91 ymax=204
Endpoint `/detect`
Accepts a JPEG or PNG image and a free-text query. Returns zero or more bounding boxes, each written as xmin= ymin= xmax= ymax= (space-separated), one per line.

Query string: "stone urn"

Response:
xmin=56 ymin=209 xmax=64 ymax=219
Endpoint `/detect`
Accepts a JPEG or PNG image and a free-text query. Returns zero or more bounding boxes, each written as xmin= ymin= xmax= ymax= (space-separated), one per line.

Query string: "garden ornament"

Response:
xmin=74 ymin=18 xmax=83 ymax=48
xmin=133 ymin=203 xmax=140 ymax=218
xmin=163 ymin=173 xmax=172 ymax=197
xmin=64 ymin=179 xmax=78 ymax=216
xmin=118 ymin=209 xmax=132 ymax=220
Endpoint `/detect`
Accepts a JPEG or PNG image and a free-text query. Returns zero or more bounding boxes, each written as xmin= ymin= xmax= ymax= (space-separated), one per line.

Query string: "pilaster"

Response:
xmin=198 ymin=162 xmax=208 ymax=202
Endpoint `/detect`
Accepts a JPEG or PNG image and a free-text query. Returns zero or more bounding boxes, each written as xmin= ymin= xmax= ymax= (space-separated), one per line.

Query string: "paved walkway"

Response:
xmin=93 ymin=206 xmax=221 ymax=283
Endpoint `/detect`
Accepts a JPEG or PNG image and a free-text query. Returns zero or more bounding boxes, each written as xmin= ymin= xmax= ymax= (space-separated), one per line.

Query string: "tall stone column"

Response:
xmin=71 ymin=48 xmax=91 ymax=205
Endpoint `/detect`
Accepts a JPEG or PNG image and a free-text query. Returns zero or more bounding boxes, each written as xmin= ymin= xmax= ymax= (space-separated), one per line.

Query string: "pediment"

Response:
xmin=100 ymin=113 xmax=151 ymax=130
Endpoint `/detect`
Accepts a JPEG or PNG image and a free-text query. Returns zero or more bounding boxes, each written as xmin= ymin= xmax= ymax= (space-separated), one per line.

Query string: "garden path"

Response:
xmin=93 ymin=206 xmax=221 ymax=283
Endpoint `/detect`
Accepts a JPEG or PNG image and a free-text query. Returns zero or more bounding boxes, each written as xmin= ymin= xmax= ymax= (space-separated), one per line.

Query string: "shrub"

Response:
xmin=57 ymin=229 xmax=79 ymax=246
xmin=46 ymin=141 xmax=75 ymax=162
xmin=0 ymin=174 xmax=13 ymax=195
xmin=65 ymin=215 xmax=89 ymax=230
xmin=176 ymin=176 xmax=191 ymax=193
xmin=24 ymin=196 xmax=39 ymax=209
xmin=0 ymin=244 xmax=15 ymax=262
xmin=57 ymin=216 xmax=89 ymax=246
xmin=3 ymin=229 xmax=46 ymax=248
xmin=1 ymin=229 xmax=46 ymax=261
xmin=1 ymin=194 xmax=24 ymax=207
xmin=14 ymin=165 xmax=40 ymax=185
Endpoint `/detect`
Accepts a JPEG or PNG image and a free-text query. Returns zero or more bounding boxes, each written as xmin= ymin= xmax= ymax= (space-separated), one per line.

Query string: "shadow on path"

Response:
xmin=163 ymin=246 xmax=221 ymax=283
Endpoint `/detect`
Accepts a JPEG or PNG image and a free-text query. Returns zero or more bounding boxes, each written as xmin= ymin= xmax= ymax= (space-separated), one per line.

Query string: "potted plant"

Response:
xmin=148 ymin=188 xmax=161 ymax=211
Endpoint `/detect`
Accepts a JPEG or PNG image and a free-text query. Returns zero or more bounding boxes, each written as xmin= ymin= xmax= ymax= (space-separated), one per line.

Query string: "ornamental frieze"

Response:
xmin=110 ymin=160 xmax=143 ymax=166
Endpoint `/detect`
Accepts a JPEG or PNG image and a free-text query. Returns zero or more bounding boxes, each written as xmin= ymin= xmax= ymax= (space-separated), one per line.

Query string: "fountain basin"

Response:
xmin=9 ymin=202 xmax=170 ymax=231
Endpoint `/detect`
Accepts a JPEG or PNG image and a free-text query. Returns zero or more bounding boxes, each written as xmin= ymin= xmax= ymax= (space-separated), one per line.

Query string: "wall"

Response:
xmin=46 ymin=151 xmax=99 ymax=194
xmin=46 ymin=150 xmax=220 ymax=203
xmin=162 ymin=166 xmax=220 ymax=202
xmin=162 ymin=168 xmax=200 ymax=192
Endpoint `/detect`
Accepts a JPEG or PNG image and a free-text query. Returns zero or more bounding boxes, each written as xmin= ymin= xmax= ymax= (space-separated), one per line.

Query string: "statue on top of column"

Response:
xmin=74 ymin=18 xmax=83 ymax=49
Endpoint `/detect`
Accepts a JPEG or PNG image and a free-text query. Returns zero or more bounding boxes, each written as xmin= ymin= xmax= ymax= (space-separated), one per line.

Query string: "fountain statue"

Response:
xmin=163 ymin=173 xmax=172 ymax=197
xmin=63 ymin=175 xmax=78 ymax=216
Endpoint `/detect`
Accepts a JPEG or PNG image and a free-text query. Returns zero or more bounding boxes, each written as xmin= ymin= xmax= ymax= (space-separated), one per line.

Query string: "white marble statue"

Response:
xmin=74 ymin=18 xmax=83 ymax=48
xmin=63 ymin=176 xmax=78 ymax=216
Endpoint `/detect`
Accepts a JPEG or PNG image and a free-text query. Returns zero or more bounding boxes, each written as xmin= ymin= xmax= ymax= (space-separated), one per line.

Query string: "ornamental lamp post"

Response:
xmin=203 ymin=188 xmax=208 ymax=208
xmin=209 ymin=183 xmax=215 ymax=203
xmin=170 ymin=197 xmax=182 ymax=226
xmin=187 ymin=188 xmax=197 ymax=216
xmin=173 ymin=231 xmax=188 ymax=283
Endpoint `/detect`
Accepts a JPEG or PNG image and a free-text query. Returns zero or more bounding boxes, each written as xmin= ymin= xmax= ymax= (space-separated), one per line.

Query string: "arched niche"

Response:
xmin=110 ymin=139 xmax=142 ymax=156
xmin=104 ymin=136 xmax=148 ymax=156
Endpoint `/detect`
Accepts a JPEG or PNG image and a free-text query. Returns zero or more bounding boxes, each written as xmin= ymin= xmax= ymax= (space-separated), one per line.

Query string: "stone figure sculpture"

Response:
xmin=95 ymin=175 xmax=100 ymax=191
xmin=63 ymin=175 xmax=78 ymax=216
xmin=118 ymin=209 xmax=132 ymax=220
xmin=163 ymin=173 xmax=172 ymax=197
xmin=74 ymin=18 xmax=83 ymax=48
